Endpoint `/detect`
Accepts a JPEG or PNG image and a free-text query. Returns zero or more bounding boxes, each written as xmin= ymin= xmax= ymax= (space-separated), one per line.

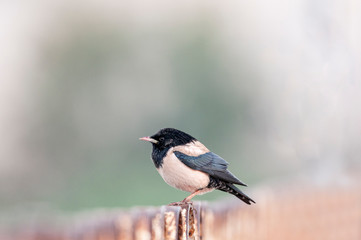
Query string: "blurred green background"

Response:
xmin=0 ymin=1 xmax=360 ymax=212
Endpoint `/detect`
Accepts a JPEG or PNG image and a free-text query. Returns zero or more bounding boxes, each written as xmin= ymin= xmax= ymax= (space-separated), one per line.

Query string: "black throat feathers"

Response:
xmin=151 ymin=146 xmax=169 ymax=168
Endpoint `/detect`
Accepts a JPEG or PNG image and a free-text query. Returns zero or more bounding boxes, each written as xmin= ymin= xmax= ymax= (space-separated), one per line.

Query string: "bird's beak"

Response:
xmin=139 ymin=136 xmax=159 ymax=144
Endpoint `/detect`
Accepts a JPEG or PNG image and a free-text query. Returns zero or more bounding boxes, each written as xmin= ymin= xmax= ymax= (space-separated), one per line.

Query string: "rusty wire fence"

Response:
xmin=2 ymin=182 xmax=361 ymax=240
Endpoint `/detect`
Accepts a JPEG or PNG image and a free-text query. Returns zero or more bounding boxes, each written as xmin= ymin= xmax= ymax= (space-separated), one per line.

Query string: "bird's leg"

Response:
xmin=168 ymin=189 xmax=203 ymax=206
xmin=182 ymin=189 xmax=203 ymax=203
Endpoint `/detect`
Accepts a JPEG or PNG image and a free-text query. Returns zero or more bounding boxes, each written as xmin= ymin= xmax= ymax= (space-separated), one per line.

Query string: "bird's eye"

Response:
xmin=159 ymin=137 xmax=165 ymax=142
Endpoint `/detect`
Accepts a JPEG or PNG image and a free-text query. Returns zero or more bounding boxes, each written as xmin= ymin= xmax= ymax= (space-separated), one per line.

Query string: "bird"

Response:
xmin=139 ymin=128 xmax=255 ymax=205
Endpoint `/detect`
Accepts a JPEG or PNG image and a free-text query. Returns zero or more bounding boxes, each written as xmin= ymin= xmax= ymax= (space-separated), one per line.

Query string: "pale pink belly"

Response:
xmin=157 ymin=153 xmax=210 ymax=193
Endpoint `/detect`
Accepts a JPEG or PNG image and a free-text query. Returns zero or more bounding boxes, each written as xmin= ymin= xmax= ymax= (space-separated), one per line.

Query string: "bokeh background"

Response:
xmin=1 ymin=0 xmax=360 ymax=215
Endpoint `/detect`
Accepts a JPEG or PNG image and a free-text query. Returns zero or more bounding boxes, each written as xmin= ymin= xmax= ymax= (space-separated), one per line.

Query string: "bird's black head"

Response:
xmin=140 ymin=128 xmax=196 ymax=149
xmin=140 ymin=128 xmax=197 ymax=168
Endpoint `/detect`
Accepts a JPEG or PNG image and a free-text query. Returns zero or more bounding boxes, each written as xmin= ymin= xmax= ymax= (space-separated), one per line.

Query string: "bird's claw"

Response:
xmin=167 ymin=200 xmax=193 ymax=206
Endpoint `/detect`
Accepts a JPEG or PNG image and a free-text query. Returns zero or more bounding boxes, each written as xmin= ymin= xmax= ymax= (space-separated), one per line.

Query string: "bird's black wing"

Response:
xmin=174 ymin=151 xmax=247 ymax=186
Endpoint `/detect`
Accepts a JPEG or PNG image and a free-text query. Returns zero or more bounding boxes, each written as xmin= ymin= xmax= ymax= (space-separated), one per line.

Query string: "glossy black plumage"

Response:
xmin=149 ymin=128 xmax=196 ymax=168
xmin=140 ymin=128 xmax=255 ymax=205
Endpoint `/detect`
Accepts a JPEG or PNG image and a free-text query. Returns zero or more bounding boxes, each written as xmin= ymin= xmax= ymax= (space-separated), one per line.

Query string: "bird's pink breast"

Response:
xmin=157 ymin=150 xmax=210 ymax=193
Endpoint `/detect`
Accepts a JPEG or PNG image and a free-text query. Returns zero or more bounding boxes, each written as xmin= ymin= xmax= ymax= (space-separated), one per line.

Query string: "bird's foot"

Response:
xmin=167 ymin=200 xmax=193 ymax=206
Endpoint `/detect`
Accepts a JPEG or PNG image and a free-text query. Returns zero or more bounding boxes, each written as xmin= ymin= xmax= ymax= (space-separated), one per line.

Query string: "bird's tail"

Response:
xmin=209 ymin=177 xmax=255 ymax=205
xmin=225 ymin=183 xmax=255 ymax=204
